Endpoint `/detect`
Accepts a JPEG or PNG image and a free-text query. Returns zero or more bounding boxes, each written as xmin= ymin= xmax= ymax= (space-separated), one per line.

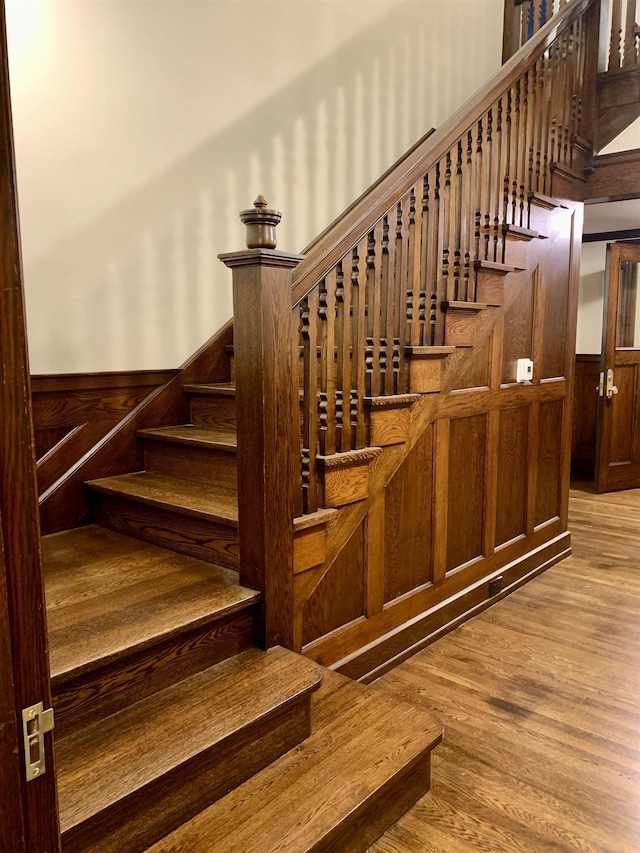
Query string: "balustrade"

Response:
xmin=292 ymin=0 xmax=593 ymax=514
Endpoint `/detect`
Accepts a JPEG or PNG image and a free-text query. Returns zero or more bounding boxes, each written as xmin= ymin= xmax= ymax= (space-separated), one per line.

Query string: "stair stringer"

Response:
xmin=295 ymin=203 xmax=578 ymax=670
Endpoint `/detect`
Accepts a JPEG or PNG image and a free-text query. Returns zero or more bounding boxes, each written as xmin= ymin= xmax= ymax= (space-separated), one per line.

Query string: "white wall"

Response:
xmin=7 ymin=0 xmax=503 ymax=373
xmin=576 ymin=242 xmax=606 ymax=354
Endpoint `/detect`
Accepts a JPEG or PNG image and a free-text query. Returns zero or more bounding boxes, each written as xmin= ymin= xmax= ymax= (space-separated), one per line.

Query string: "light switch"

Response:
xmin=516 ymin=358 xmax=533 ymax=383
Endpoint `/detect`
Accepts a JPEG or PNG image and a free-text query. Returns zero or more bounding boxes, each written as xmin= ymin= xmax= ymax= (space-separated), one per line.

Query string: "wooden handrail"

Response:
xmin=290 ymin=0 xmax=598 ymax=515
xmin=291 ymin=0 xmax=596 ymax=309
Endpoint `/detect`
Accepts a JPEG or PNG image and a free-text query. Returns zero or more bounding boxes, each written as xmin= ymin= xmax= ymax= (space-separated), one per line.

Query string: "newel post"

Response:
xmin=219 ymin=197 xmax=304 ymax=649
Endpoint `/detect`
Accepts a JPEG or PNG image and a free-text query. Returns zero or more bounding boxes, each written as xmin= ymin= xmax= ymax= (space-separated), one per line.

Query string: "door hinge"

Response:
xmin=22 ymin=702 xmax=54 ymax=781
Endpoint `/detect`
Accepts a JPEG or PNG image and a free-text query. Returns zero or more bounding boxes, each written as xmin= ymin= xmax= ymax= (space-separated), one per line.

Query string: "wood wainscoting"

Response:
xmin=571 ymin=354 xmax=599 ymax=474
xmin=32 ymin=370 xmax=177 ymax=495
xmin=300 ymin=201 xmax=582 ymax=681
xmin=370 ymin=482 xmax=640 ymax=852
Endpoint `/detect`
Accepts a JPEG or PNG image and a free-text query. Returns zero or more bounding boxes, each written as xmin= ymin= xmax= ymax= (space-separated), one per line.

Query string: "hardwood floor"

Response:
xmin=369 ymin=483 xmax=640 ymax=852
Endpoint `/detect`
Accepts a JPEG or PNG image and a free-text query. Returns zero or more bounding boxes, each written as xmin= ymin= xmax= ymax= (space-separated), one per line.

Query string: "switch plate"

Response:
xmin=516 ymin=358 xmax=533 ymax=383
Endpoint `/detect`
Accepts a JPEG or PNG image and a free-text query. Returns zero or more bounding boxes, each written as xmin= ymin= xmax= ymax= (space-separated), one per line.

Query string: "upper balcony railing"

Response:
xmin=505 ymin=0 xmax=638 ymax=72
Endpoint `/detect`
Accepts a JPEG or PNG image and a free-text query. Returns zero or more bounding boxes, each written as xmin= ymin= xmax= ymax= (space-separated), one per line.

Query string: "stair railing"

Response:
xmin=226 ymin=0 xmax=600 ymax=647
xmin=290 ymin=0 xmax=599 ymax=516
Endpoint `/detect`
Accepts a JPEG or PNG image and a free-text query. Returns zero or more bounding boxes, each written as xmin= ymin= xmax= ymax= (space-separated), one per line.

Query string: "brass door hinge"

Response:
xmin=22 ymin=702 xmax=54 ymax=781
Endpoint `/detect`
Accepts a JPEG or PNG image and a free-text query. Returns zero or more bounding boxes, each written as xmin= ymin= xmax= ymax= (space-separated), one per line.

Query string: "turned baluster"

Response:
xmin=624 ymin=0 xmax=638 ymax=66
xmin=381 ymin=213 xmax=396 ymax=395
xmin=300 ymin=292 xmax=319 ymax=515
xmin=610 ymin=0 xmax=622 ymax=69
xmin=351 ymin=243 xmax=367 ymax=449
xmin=366 ymin=221 xmax=384 ymax=396
xmin=319 ymin=271 xmax=337 ymax=457
xmin=220 ymin=196 xmax=303 ymax=648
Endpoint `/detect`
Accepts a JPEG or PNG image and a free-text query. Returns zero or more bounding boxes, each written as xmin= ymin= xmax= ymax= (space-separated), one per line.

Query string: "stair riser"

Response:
xmin=52 ymin=609 xmax=256 ymax=739
xmin=190 ymin=395 xmax=237 ymax=430
xmin=91 ymin=494 xmax=239 ymax=568
xmin=143 ymin=441 xmax=238 ymax=490
xmin=320 ymin=753 xmax=433 ymax=853
xmin=61 ymin=697 xmax=312 ymax=853
xmin=503 ymin=235 xmax=530 ymax=268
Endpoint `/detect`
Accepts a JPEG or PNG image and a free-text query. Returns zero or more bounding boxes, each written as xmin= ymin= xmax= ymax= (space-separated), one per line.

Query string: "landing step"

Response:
xmin=138 ymin=425 xmax=237 ymax=451
xmin=44 ymin=525 xmax=258 ymax=736
xmin=57 ymin=647 xmax=322 ymax=853
xmin=86 ymin=472 xmax=238 ymax=526
xmin=146 ymin=671 xmax=443 ymax=853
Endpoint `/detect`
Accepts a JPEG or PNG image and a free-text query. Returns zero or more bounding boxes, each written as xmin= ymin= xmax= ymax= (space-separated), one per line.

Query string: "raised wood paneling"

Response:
xmin=446 ymin=415 xmax=487 ymax=571
xmin=540 ymin=242 xmax=571 ymax=380
xmin=495 ymin=406 xmax=529 ymax=547
xmin=384 ymin=427 xmax=433 ymax=603
xmin=571 ymin=354 xmax=599 ymax=472
xmin=454 ymin=336 xmax=492 ymax=390
xmin=501 ymin=272 xmax=534 ymax=384
xmin=535 ymin=399 xmax=564 ymax=525
xmin=609 ymin=364 xmax=637 ymax=463
xmin=302 ymin=521 xmax=365 ymax=646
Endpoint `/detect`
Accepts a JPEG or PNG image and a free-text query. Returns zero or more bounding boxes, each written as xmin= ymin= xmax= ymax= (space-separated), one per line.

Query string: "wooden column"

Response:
xmin=220 ymin=197 xmax=304 ymax=649
xmin=0 ymin=1 xmax=60 ymax=848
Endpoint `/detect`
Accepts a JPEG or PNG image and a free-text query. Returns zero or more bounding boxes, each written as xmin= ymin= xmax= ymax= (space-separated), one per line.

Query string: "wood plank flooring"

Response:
xmin=369 ymin=483 xmax=640 ymax=852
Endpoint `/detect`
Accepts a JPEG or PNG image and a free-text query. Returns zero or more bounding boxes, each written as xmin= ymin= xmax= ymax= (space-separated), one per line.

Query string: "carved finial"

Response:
xmin=240 ymin=195 xmax=282 ymax=249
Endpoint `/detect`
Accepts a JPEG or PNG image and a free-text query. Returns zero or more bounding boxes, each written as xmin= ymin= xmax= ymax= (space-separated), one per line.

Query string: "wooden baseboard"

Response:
xmin=332 ymin=532 xmax=571 ymax=683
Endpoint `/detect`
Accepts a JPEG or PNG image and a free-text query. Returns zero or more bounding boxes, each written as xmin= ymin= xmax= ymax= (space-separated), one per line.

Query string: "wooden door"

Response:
xmin=596 ymin=241 xmax=640 ymax=492
xmin=0 ymin=1 xmax=61 ymax=848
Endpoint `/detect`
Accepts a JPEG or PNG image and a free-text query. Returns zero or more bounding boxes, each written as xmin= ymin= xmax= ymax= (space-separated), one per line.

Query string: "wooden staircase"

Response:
xmin=44 ymin=344 xmax=445 ymax=850
xmin=45 ymin=521 xmax=442 ymax=852
xmin=17 ymin=0 xmax=631 ymax=848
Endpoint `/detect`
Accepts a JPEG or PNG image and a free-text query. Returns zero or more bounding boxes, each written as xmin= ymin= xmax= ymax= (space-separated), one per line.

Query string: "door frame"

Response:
xmin=0 ymin=1 xmax=60 ymax=848
xmin=595 ymin=239 xmax=640 ymax=492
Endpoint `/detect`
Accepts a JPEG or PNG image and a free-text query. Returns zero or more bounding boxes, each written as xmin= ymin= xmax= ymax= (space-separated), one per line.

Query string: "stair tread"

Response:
xmin=139 ymin=425 xmax=237 ymax=450
xmin=56 ymin=647 xmax=322 ymax=833
xmin=146 ymin=672 xmax=442 ymax=853
xmin=444 ymin=300 xmax=487 ymax=311
xmin=86 ymin=472 xmax=239 ymax=525
xmin=184 ymin=382 xmax=236 ymax=397
xmin=474 ymin=259 xmax=523 ymax=273
xmin=43 ymin=525 xmax=257 ymax=682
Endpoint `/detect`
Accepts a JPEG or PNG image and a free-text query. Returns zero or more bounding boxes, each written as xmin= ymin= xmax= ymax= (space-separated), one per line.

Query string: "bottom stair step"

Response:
xmin=56 ymin=647 xmax=322 ymax=853
xmin=146 ymin=671 xmax=443 ymax=853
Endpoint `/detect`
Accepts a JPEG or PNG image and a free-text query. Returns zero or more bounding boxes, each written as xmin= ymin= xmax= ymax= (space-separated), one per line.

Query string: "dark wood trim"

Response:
xmin=583 ymin=229 xmax=640 ymax=243
xmin=584 ymin=149 xmax=640 ymax=203
xmin=0 ymin=1 xmax=60 ymax=846
xmin=31 ymin=369 xmax=178 ymax=394
xmin=0 ymin=531 xmax=27 ymax=852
